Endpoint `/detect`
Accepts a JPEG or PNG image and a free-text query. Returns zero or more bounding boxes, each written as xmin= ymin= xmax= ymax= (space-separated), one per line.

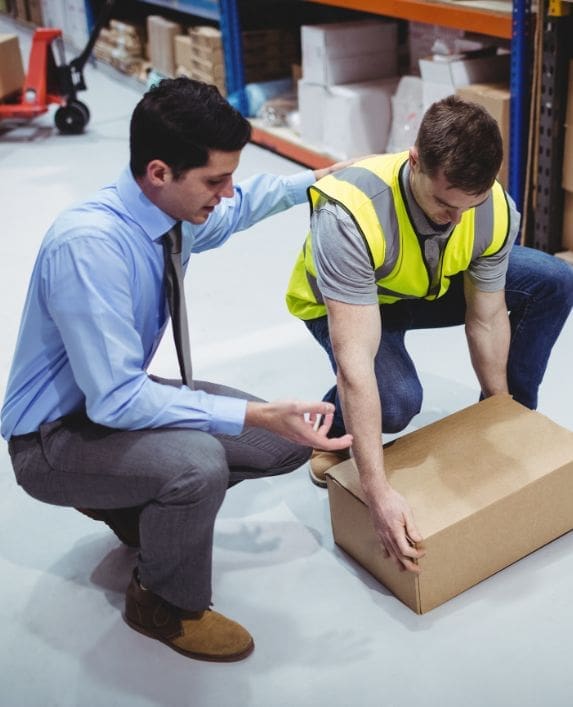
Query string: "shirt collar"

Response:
xmin=116 ymin=166 xmax=176 ymax=242
xmin=400 ymin=162 xmax=453 ymax=238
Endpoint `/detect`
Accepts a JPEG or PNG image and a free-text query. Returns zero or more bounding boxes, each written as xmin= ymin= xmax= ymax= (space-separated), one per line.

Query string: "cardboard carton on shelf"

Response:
xmin=327 ymin=396 xmax=573 ymax=614
xmin=299 ymin=77 xmax=398 ymax=159
xmin=301 ymin=20 xmax=398 ymax=86
xmin=456 ymin=82 xmax=510 ymax=188
xmin=147 ymin=15 xmax=182 ymax=78
xmin=0 ymin=34 xmax=25 ymax=101
xmin=420 ymin=51 xmax=510 ymax=108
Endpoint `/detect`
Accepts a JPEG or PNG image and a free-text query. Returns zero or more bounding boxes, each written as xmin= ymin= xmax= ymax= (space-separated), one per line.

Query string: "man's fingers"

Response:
xmin=405 ymin=516 xmax=424 ymax=546
xmin=314 ymin=434 xmax=353 ymax=451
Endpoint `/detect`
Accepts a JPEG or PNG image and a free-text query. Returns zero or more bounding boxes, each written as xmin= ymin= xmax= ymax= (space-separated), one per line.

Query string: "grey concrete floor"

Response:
xmin=1 ymin=15 xmax=573 ymax=707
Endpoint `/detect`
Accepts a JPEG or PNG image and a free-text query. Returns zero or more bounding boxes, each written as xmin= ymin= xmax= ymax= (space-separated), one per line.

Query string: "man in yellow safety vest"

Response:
xmin=286 ymin=95 xmax=573 ymax=573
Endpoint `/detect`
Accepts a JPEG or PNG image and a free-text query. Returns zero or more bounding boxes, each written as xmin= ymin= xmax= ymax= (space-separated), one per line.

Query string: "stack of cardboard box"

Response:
xmin=298 ymin=20 xmax=400 ymax=160
xmin=10 ymin=0 xmax=42 ymax=24
xmin=175 ymin=26 xmax=226 ymax=95
xmin=147 ymin=15 xmax=182 ymax=78
xmin=94 ymin=20 xmax=145 ymax=78
xmin=419 ymin=50 xmax=510 ymax=110
xmin=174 ymin=25 xmax=299 ymax=97
xmin=242 ymin=28 xmax=299 ymax=83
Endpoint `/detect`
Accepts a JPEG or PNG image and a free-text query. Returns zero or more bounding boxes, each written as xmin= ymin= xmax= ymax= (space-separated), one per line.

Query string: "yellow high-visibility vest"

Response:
xmin=286 ymin=153 xmax=510 ymax=321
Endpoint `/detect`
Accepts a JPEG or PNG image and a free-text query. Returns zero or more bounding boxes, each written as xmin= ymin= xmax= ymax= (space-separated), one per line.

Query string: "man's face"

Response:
xmin=409 ymin=150 xmax=489 ymax=226
xmin=159 ymin=149 xmax=241 ymax=224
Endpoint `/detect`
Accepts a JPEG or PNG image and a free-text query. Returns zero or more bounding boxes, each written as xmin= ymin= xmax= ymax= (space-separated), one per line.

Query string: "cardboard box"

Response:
xmin=327 ymin=396 xmax=573 ymax=614
xmin=562 ymin=189 xmax=573 ymax=251
xmin=323 ymin=77 xmax=400 ymax=160
xmin=420 ymin=52 xmax=510 ymax=108
xmin=27 ymin=0 xmax=44 ymax=26
xmin=298 ymin=80 xmax=326 ymax=147
xmin=302 ymin=20 xmax=398 ymax=86
xmin=174 ymin=35 xmax=193 ymax=72
xmin=14 ymin=0 xmax=28 ymax=21
xmin=0 ymin=34 xmax=25 ymax=101
xmin=147 ymin=15 xmax=182 ymax=78
xmin=408 ymin=21 xmax=465 ymax=76
xmin=456 ymin=82 xmax=510 ymax=188
xmin=299 ymin=77 xmax=398 ymax=157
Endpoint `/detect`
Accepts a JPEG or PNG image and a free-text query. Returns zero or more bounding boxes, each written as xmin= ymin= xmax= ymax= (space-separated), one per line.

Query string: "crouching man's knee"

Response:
xmin=381 ymin=391 xmax=422 ymax=434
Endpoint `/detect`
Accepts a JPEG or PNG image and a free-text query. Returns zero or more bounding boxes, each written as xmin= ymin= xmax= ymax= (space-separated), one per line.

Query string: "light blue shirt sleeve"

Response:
xmin=1 ymin=168 xmax=315 ymax=439
xmin=42 ymin=234 xmax=247 ymax=435
xmin=190 ymin=171 xmax=314 ymax=253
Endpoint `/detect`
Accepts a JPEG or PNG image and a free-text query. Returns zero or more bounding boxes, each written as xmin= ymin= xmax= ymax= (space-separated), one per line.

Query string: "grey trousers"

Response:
xmin=7 ymin=380 xmax=310 ymax=611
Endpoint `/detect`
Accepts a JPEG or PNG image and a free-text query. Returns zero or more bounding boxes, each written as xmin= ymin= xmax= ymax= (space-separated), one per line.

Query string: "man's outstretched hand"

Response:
xmin=246 ymin=400 xmax=353 ymax=450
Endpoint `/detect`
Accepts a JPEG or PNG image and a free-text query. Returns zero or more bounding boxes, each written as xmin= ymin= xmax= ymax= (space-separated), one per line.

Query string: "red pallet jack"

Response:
xmin=0 ymin=0 xmax=116 ymax=134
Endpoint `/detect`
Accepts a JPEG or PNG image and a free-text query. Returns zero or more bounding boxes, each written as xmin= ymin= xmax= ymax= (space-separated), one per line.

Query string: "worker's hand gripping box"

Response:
xmin=326 ymin=396 xmax=573 ymax=614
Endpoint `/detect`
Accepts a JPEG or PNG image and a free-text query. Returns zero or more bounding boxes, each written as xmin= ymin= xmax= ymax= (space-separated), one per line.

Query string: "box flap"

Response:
xmin=328 ymin=396 xmax=573 ymax=539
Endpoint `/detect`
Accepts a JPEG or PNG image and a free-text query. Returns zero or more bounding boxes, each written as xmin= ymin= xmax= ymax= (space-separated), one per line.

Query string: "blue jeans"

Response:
xmin=306 ymin=245 xmax=573 ymax=437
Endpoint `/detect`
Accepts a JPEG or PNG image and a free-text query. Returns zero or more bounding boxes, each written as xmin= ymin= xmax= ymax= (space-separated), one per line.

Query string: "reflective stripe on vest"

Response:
xmin=285 ymin=153 xmax=510 ymax=321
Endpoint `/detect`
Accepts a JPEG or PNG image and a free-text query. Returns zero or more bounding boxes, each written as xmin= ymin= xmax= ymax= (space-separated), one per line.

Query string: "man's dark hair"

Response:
xmin=130 ymin=77 xmax=252 ymax=179
xmin=415 ymin=95 xmax=503 ymax=194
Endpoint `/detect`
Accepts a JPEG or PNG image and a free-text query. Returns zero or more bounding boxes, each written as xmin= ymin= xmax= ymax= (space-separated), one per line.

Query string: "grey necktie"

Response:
xmin=162 ymin=222 xmax=194 ymax=389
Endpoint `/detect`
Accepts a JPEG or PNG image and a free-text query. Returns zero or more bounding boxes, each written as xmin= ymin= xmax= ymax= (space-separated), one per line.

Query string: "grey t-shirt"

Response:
xmin=312 ymin=163 xmax=520 ymax=306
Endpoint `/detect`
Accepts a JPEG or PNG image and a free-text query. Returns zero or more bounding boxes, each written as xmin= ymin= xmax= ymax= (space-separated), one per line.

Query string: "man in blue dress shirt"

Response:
xmin=1 ymin=78 xmax=352 ymax=662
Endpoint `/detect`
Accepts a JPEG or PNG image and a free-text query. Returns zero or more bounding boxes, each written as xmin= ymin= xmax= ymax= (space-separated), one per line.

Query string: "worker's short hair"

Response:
xmin=415 ymin=95 xmax=503 ymax=195
xmin=129 ymin=77 xmax=251 ymax=179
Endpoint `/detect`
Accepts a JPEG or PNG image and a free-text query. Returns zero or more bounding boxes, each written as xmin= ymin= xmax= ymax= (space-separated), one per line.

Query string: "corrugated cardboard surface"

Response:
xmin=147 ymin=16 xmax=182 ymax=78
xmin=0 ymin=34 xmax=25 ymax=101
xmin=327 ymin=396 xmax=573 ymax=613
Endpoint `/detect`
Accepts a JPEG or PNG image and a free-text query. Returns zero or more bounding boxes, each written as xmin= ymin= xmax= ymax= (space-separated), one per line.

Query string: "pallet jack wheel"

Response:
xmin=68 ymin=99 xmax=90 ymax=124
xmin=55 ymin=101 xmax=89 ymax=135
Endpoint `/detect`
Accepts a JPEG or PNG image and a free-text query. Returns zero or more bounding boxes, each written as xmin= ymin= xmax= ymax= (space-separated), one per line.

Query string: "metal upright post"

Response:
xmin=509 ymin=0 xmax=533 ymax=215
xmin=531 ymin=1 xmax=572 ymax=252
xmin=219 ymin=0 xmax=248 ymax=115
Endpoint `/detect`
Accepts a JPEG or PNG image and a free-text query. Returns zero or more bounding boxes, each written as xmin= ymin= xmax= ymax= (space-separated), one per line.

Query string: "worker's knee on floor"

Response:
xmin=382 ymin=394 xmax=422 ymax=434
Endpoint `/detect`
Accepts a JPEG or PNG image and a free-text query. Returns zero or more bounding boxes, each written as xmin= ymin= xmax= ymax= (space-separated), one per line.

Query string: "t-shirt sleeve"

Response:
xmin=467 ymin=192 xmax=520 ymax=292
xmin=312 ymin=201 xmax=379 ymax=305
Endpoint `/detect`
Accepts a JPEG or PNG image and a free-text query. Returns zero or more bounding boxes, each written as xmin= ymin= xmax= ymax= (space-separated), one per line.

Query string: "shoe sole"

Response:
xmin=308 ymin=466 xmax=328 ymax=488
xmin=123 ymin=614 xmax=255 ymax=662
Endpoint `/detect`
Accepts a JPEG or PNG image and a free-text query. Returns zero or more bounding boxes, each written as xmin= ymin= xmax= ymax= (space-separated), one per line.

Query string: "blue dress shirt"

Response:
xmin=1 ymin=166 xmax=314 ymax=440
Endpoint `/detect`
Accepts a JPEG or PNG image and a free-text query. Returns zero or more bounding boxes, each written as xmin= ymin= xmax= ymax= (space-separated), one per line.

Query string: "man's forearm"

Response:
xmin=336 ymin=367 xmax=391 ymax=500
xmin=465 ymin=308 xmax=511 ymax=397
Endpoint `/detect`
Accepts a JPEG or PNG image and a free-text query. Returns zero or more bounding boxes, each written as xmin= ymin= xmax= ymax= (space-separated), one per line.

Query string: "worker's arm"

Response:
xmin=464 ymin=273 xmax=510 ymax=398
xmin=325 ymin=296 xmax=425 ymax=573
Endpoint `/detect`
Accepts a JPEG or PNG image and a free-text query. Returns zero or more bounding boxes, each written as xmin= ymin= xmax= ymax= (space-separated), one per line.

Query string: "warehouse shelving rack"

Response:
xmin=85 ymin=0 xmax=540 ymax=224
xmin=85 ymin=0 xmax=248 ymax=112
xmin=251 ymin=0 xmax=532 ymax=215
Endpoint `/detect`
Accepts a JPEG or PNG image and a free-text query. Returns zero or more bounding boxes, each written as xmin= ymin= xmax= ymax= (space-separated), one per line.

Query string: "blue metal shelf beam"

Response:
xmin=509 ymin=0 xmax=532 ymax=215
xmin=137 ymin=0 xmax=220 ymax=22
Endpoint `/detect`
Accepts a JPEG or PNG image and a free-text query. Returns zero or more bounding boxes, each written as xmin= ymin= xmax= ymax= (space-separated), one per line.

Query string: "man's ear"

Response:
xmin=409 ymin=146 xmax=419 ymax=170
xmin=146 ymin=160 xmax=171 ymax=187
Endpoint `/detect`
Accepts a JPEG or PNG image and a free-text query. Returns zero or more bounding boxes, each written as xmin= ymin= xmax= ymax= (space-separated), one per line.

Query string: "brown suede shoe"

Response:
xmin=309 ymin=448 xmax=351 ymax=488
xmin=124 ymin=571 xmax=254 ymax=662
xmin=76 ymin=506 xmax=141 ymax=548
